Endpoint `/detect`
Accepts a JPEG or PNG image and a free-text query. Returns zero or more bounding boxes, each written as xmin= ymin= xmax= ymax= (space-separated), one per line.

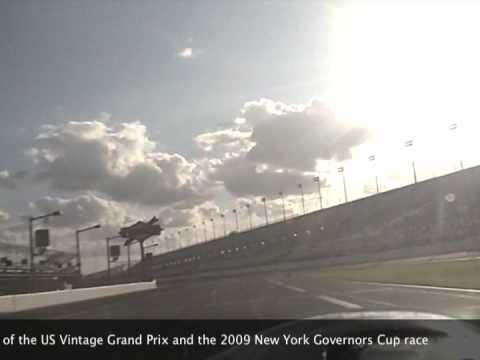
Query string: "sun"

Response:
xmin=324 ymin=0 xmax=480 ymax=162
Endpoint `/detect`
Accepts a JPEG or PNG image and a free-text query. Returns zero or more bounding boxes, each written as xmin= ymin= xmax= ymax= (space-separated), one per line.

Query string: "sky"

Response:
xmin=1 ymin=0 xmax=480 ymax=273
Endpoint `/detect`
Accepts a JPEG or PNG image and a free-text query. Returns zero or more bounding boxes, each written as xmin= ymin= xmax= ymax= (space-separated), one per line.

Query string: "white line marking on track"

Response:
xmin=267 ymin=279 xmax=362 ymax=309
xmin=357 ymin=281 xmax=480 ymax=294
xmin=349 ymin=288 xmax=393 ymax=294
xmin=315 ymin=295 xmax=363 ymax=309
xmin=268 ymin=280 xmax=307 ymax=293
xmin=352 ymin=296 xmax=397 ymax=307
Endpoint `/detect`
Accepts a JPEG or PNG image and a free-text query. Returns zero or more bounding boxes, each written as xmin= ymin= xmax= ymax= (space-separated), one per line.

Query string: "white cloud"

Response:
xmin=243 ymin=98 xmax=369 ymax=170
xmin=28 ymin=118 xmax=214 ymax=207
xmin=30 ymin=193 xmax=129 ymax=230
xmin=210 ymin=156 xmax=310 ymax=198
xmin=195 ymin=128 xmax=252 ymax=153
xmin=196 ymin=98 xmax=363 ymax=198
xmin=176 ymin=47 xmax=202 ymax=59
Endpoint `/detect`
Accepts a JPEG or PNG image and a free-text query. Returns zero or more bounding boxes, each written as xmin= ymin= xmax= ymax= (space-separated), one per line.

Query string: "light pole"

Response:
xmin=313 ymin=176 xmax=323 ymax=209
xmin=404 ymin=140 xmax=417 ymax=183
xmin=278 ymin=191 xmax=287 ymax=222
xmin=28 ymin=210 xmax=61 ymax=272
xmin=177 ymin=230 xmax=182 ymax=247
xmin=220 ymin=213 xmax=227 ymax=236
xmin=338 ymin=167 xmax=348 ymax=202
xmin=75 ymin=224 xmax=101 ymax=275
xmin=127 ymin=242 xmax=131 ymax=270
xmin=246 ymin=204 xmax=253 ymax=230
xmin=232 ymin=209 xmax=239 ymax=231
xmin=368 ymin=155 xmax=380 ymax=193
xmin=144 ymin=241 xmax=158 ymax=256
xmin=166 ymin=235 xmax=172 ymax=252
xmin=192 ymin=225 xmax=198 ymax=243
xmin=261 ymin=197 xmax=269 ymax=225
xmin=106 ymin=235 xmax=121 ymax=282
xmin=449 ymin=123 xmax=464 ymax=170
xmin=298 ymin=184 xmax=305 ymax=214
xmin=202 ymin=221 xmax=207 ymax=242
xmin=210 ymin=218 xmax=216 ymax=239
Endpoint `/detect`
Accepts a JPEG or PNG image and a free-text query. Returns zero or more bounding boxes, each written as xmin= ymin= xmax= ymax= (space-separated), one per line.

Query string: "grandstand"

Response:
xmin=145 ymin=164 xmax=480 ymax=279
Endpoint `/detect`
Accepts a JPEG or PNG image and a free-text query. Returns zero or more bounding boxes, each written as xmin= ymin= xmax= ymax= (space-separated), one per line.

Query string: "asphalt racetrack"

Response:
xmin=5 ymin=269 xmax=480 ymax=319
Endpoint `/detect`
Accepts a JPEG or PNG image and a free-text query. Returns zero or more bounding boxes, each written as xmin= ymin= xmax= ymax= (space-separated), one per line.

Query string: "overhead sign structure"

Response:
xmin=119 ymin=216 xmax=163 ymax=261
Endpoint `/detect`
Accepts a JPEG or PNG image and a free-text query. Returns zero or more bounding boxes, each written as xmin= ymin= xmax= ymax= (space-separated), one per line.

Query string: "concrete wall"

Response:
xmin=0 ymin=280 xmax=157 ymax=313
xmin=0 ymin=273 xmax=79 ymax=296
xmin=150 ymin=166 xmax=480 ymax=278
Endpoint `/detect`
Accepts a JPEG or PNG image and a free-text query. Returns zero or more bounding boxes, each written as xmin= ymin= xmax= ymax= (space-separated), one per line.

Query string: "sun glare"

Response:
xmin=325 ymin=0 xmax=480 ymax=160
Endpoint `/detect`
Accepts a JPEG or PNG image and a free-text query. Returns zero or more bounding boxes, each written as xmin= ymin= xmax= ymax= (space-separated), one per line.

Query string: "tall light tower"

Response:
xmin=232 ymin=209 xmax=239 ymax=231
xmin=28 ymin=210 xmax=62 ymax=272
xmin=261 ymin=197 xmax=269 ymax=225
xmin=368 ymin=155 xmax=380 ymax=193
xmin=404 ymin=140 xmax=417 ymax=183
xmin=105 ymin=235 xmax=121 ymax=281
xmin=220 ymin=213 xmax=227 ymax=236
xmin=177 ymin=230 xmax=183 ymax=247
xmin=245 ymin=203 xmax=253 ymax=230
xmin=449 ymin=123 xmax=464 ymax=170
xmin=192 ymin=224 xmax=198 ymax=243
xmin=202 ymin=221 xmax=207 ymax=242
xmin=278 ymin=191 xmax=287 ymax=222
xmin=313 ymin=176 xmax=323 ymax=209
xmin=210 ymin=218 xmax=216 ymax=239
xmin=338 ymin=166 xmax=348 ymax=202
xmin=75 ymin=224 xmax=101 ymax=274
xmin=298 ymin=183 xmax=305 ymax=214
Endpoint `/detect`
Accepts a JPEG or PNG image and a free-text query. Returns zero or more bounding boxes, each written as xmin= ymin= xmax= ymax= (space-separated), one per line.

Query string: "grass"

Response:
xmin=307 ymin=258 xmax=480 ymax=289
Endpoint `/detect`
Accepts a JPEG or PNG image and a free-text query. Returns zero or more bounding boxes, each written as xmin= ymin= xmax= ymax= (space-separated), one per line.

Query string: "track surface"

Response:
xmin=5 ymin=269 xmax=480 ymax=319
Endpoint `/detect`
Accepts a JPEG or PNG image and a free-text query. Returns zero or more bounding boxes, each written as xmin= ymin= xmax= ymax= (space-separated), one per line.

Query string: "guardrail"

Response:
xmin=0 ymin=280 xmax=157 ymax=313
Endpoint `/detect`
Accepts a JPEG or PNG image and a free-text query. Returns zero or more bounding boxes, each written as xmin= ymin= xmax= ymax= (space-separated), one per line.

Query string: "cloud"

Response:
xmin=0 ymin=170 xmax=28 ymax=190
xmin=196 ymin=98 xmax=362 ymax=197
xmin=195 ymin=128 xmax=252 ymax=153
xmin=30 ymin=193 xmax=129 ymax=230
xmin=243 ymin=98 xmax=369 ymax=170
xmin=177 ymin=47 xmax=193 ymax=58
xmin=0 ymin=209 xmax=10 ymax=224
xmin=28 ymin=118 xmax=214 ymax=207
xmin=210 ymin=156 xmax=309 ymax=198
xmin=176 ymin=47 xmax=203 ymax=59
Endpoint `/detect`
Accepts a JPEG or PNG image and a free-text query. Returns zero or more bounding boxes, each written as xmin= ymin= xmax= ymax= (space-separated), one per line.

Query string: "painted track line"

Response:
xmin=268 ymin=281 xmax=307 ymax=293
xmin=315 ymin=295 xmax=362 ymax=309
xmin=267 ymin=279 xmax=362 ymax=309
xmin=356 ymin=281 xmax=480 ymax=294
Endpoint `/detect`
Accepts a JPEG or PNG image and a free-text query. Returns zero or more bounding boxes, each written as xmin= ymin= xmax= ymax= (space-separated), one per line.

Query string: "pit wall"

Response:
xmin=0 ymin=280 xmax=157 ymax=313
xmin=150 ymin=165 xmax=480 ymax=278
